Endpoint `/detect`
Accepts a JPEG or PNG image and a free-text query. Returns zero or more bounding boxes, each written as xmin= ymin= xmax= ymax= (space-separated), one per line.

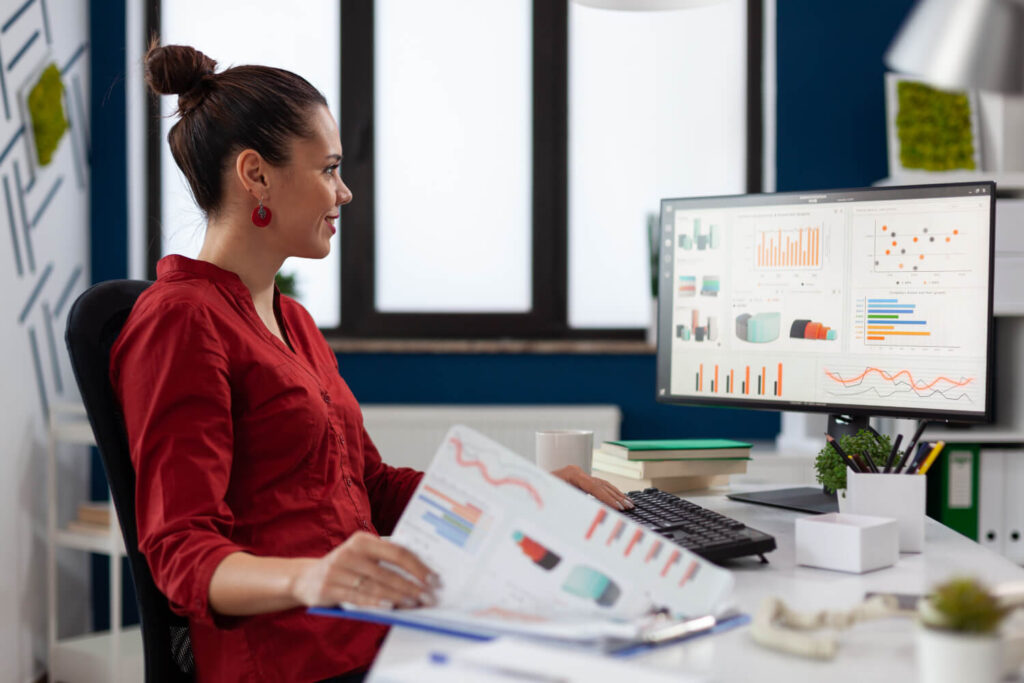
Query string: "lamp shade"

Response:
xmin=884 ymin=0 xmax=1024 ymax=93
xmin=570 ymin=0 xmax=723 ymax=10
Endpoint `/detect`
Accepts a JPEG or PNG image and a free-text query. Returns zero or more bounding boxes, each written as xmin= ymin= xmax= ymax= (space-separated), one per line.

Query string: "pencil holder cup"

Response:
xmin=845 ymin=472 xmax=926 ymax=552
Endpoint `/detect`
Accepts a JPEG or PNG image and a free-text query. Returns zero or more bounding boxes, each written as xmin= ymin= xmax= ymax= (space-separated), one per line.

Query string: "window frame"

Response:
xmin=145 ymin=0 xmax=763 ymax=340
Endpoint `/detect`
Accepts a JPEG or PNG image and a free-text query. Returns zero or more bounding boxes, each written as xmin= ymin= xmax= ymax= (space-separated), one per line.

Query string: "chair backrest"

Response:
xmin=65 ymin=280 xmax=194 ymax=682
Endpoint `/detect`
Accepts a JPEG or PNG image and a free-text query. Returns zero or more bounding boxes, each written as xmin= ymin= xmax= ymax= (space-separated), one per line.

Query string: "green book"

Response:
xmin=600 ymin=439 xmax=753 ymax=461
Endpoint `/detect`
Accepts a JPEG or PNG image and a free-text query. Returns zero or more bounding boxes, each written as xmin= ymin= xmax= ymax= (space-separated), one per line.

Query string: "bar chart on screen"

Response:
xmin=855 ymin=297 xmax=935 ymax=346
xmin=692 ymin=361 xmax=784 ymax=397
xmin=754 ymin=225 xmax=821 ymax=270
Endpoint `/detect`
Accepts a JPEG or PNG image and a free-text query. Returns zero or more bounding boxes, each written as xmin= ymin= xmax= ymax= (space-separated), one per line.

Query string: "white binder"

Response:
xmin=1004 ymin=453 xmax=1024 ymax=565
xmin=978 ymin=449 xmax=1006 ymax=556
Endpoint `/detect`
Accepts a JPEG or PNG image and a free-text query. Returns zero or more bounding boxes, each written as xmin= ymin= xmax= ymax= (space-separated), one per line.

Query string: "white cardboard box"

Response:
xmin=795 ymin=513 xmax=899 ymax=574
xmin=846 ymin=471 xmax=927 ymax=552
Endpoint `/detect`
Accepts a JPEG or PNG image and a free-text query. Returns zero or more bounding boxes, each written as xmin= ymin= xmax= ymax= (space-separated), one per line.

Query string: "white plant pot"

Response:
xmin=836 ymin=489 xmax=849 ymax=513
xmin=917 ymin=626 xmax=1002 ymax=683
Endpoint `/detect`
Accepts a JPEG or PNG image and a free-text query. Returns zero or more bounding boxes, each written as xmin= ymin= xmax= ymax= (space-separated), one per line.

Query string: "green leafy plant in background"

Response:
xmin=27 ymin=63 xmax=69 ymax=167
xmin=814 ymin=428 xmax=901 ymax=494
xmin=919 ymin=577 xmax=1008 ymax=634
xmin=896 ymin=80 xmax=976 ymax=171
xmin=275 ymin=272 xmax=298 ymax=298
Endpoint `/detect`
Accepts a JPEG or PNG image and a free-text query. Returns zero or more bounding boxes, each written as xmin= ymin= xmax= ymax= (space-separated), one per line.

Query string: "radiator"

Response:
xmin=360 ymin=404 xmax=621 ymax=471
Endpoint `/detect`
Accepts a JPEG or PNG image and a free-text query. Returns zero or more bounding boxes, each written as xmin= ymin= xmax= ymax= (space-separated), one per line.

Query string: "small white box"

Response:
xmin=795 ymin=513 xmax=899 ymax=574
xmin=846 ymin=471 xmax=927 ymax=552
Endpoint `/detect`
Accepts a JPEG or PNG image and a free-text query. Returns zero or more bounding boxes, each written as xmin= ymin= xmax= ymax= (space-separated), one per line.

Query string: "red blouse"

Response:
xmin=110 ymin=255 xmax=423 ymax=682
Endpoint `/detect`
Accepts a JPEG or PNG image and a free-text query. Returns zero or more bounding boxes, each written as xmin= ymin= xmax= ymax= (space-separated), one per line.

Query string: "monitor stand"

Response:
xmin=726 ymin=413 xmax=870 ymax=515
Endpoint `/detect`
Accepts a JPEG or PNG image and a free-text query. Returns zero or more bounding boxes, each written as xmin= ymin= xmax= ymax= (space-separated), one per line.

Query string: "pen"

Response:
xmin=861 ymin=451 xmax=880 ymax=473
xmin=903 ymin=442 xmax=930 ymax=475
xmin=892 ymin=421 xmax=927 ymax=474
xmin=915 ymin=441 xmax=946 ymax=475
xmin=642 ymin=613 xmax=718 ymax=645
xmin=826 ymin=434 xmax=861 ymax=472
xmin=884 ymin=434 xmax=903 ymax=473
xmin=429 ymin=651 xmax=568 ymax=682
xmin=902 ymin=419 xmax=928 ymax=468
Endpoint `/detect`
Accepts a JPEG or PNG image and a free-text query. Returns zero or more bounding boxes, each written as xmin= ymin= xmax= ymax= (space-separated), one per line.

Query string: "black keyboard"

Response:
xmin=621 ymin=488 xmax=776 ymax=564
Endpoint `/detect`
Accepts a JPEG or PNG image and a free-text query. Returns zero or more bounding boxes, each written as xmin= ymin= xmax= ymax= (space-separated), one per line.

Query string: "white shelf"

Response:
xmin=51 ymin=626 xmax=144 ymax=683
xmin=48 ymin=404 xmax=134 ymax=682
xmin=876 ymin=171 xmax=1024 ymax=194
xmin=55 ymin=528 xmax=127 ymax=556
xmin=51 ymin=419 xmax=98 ymax=445
xmin=925 ymin=427 xmax=1024 ymax=444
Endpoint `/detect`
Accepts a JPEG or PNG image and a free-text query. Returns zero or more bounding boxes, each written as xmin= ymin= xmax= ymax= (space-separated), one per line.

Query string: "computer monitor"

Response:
xmin=655 ymin=182 xmax=996 ymax=437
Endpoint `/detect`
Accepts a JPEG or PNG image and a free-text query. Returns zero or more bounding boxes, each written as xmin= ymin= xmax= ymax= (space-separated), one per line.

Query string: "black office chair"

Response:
xmin=65 ymin=280 xmax=195 ymax=683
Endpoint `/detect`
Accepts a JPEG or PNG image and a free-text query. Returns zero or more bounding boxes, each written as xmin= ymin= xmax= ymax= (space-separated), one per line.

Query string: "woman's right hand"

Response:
xmin=290 ymin=531 xmax=440 ymax=610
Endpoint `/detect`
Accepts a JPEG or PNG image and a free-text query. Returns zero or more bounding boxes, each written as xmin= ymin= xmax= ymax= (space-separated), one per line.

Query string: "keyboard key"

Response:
xmin=622 ymin=488 xmax=776 ymax=564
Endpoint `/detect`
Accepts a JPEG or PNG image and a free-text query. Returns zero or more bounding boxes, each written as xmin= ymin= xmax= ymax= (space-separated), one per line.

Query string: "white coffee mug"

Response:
xmin=535 ymin=429 xmax=593 ymax=475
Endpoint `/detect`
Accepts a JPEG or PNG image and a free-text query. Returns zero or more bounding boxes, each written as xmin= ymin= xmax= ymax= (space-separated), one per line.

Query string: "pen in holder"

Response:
xmin=845 ymin=471 xmax=926 ymax=552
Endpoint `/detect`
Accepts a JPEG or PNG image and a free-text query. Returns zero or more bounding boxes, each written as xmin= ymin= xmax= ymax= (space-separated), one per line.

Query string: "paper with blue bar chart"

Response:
xmin=317 ymin=425 xmax=734 ymax=644
xmin=664 ymin=193 xmax=991 ymax=415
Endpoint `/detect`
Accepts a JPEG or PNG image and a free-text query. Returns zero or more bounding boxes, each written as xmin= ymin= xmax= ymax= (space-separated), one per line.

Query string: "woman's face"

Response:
xmin=267 ymin=105 xmax=352 ymax=259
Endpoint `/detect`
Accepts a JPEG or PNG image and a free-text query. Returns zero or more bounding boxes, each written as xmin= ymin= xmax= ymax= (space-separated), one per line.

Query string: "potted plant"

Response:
xmin=814 ymin=429 xmax=899 ymax=508
xmin=917 ymin=577 xmax=1008 ymax=683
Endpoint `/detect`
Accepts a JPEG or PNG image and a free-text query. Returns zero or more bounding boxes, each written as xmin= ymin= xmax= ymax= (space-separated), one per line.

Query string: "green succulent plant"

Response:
xmin=814 ymin=429 xmax=901 ymax=494
xmin=919 ymin=577 xmax=1008 ymax=634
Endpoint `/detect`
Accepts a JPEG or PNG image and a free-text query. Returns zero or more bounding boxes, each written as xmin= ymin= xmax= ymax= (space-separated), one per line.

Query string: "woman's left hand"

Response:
xmin=551 ymin=465 xmax=635 ymax=511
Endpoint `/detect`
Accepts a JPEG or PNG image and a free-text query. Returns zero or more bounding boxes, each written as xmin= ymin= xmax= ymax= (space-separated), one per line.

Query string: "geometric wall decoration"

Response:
xmin=2 ymin=0 xmax=88 ymax=420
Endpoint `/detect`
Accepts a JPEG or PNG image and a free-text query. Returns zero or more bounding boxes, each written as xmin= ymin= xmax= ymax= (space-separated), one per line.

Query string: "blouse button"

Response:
xmin=321 ymin=391 xmax=331 ymax=404
xmin=345 ymin=477 xmax=353 ymax=487
xmin=360 ymin=519 xmax=369 ymax=529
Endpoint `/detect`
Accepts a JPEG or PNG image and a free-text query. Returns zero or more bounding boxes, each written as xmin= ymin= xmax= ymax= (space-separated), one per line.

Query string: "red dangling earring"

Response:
xmin=251 ymin=198 xmax=272 ymax=227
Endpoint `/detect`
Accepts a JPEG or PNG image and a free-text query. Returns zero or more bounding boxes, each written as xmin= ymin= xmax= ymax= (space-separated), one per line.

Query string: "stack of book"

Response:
xmin=66 ymin=501 xmax=113 ymax=536
xmin=591 ymin=439 xmax=753 ymax=493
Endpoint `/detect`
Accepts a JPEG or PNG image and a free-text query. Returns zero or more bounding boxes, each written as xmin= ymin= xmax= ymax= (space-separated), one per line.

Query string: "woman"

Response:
xmin=111 ymin=43 xmax=633 ymax=682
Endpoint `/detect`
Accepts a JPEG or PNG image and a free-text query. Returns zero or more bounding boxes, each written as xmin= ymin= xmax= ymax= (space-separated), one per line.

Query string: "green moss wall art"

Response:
xmin=885 ymin=73 xmax=980 ymax=174
xmin=26 ymin=62 xmax=68 ymax=167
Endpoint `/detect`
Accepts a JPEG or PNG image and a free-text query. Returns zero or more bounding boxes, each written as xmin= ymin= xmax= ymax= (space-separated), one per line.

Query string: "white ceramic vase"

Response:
xmin=917 ymin=626 xmax=1002 ymax=683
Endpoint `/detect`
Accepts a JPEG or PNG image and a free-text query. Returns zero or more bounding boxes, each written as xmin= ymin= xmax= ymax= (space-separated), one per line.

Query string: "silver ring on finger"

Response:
xmin=352 ymin=574 xmax=365 ymax=590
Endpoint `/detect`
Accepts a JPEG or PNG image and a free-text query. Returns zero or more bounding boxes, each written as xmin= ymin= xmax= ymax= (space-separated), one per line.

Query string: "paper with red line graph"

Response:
xmin=373 ymin=425 xmax=733 ymax=637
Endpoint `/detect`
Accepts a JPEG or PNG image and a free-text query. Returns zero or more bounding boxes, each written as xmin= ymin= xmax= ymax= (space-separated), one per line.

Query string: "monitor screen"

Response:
xmin=655 ymin=182 xmax=995 ymax=423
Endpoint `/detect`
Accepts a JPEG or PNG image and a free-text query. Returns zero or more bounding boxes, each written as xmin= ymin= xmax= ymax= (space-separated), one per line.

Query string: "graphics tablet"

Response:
xmin=726 ymin=487 xmax=838 ymax=515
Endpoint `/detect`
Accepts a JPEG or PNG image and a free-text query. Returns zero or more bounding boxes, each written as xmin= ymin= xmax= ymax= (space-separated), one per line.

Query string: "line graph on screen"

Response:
xmin=822 ymin=365 xmax=977 ymax=404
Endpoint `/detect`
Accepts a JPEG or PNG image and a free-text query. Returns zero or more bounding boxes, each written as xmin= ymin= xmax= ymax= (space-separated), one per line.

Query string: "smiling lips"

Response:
xmin=325 ymin=214 xmax=338 ymax=234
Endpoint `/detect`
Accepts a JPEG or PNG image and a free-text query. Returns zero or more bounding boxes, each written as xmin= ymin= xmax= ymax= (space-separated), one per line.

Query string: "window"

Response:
xmin=148 ymin=1 xmax=762 ymax=339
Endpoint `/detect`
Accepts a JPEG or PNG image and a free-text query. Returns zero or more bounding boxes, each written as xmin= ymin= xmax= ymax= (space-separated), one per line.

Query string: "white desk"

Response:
xmin=368 ymin=486 xmax=1024 ymax=682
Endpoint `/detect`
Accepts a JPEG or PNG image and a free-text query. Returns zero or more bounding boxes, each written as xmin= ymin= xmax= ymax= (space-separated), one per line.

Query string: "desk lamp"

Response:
xmin=885 ymin=0 xmax=1024 ymax=93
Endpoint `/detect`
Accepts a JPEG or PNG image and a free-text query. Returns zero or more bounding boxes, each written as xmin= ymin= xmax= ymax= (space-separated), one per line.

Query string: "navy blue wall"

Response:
xmin=89 ymin=0 xmax=135 ymax=632
xmin=776 ymin=0 xmax=916 ymax=191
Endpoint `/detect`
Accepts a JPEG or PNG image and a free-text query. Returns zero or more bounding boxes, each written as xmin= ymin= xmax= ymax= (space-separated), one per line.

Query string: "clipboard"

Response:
xmin=309 ymin=605 xmax=750 ymax=655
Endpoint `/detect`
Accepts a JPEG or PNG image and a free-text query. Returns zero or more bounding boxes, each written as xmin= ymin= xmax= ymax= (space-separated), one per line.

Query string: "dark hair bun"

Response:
xmin=144 ymin=43 xmax=217 ymax=110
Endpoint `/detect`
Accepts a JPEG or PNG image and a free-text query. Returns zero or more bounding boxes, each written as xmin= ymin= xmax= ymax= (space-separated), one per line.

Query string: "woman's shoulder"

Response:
xmin=132 ymin=277 xmax=223 ymax=320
